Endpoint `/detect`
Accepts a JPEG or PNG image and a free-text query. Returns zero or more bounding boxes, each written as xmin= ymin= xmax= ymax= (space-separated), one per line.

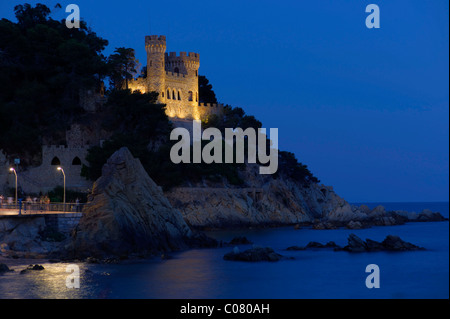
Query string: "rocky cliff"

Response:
xmin=165 ymin=164 xmax=446 ymax=229
xmin=164 ymin=163 xmax=342 ymax=228
xmin=68 ymin=147 xmax=198 ymax=259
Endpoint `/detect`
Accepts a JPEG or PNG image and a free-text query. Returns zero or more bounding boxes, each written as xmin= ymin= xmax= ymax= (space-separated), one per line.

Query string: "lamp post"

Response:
xmin=57 ymin=167 xmax=66 ymax=212
xmin=9 ymin=168 xmax=17 ymax=207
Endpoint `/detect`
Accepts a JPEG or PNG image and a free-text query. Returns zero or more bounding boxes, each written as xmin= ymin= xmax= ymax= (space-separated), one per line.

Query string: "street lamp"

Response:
xmin=57 ymin=167 xmax=66 ymax=211
xmin=9 ymin=168 xmax=17 ymax=207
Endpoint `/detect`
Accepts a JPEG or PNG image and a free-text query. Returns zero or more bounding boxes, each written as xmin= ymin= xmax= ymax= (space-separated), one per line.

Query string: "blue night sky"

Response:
xmin=1 ymin=0 xmax=448 ymax=203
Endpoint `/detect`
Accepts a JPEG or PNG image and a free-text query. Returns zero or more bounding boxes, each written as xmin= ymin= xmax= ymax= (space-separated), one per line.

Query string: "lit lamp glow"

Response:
xmin=9 ymin=168 xmax=17 ymax=207
xmin=57 ymin=167 xmax=66 ymax=211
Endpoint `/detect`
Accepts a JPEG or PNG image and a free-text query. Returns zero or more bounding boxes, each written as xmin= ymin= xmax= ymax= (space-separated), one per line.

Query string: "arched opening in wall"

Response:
xmin=51 ymin=157 xmax=60 ymax=166
xmin=167 ymin=89 xmax=171 ymax=99
xmin=196 ymin=92 xmax=198 ymax=102
xmin=72 ymin=157 xmax=82 ymax=165
xmin=174 ymin=67 xmax=179 ymax=73
xmin=195 ymin=70 xmax=198 ymax=77
xmin=172 ymin=90 xmax=176 ymax=100
xmin=178 ymin=91 xmax=181 ymax=100
xmin=188 ymin=91 xmax=193 ymax=101
xmin=162 ymin=91 xmax=164 ymax=98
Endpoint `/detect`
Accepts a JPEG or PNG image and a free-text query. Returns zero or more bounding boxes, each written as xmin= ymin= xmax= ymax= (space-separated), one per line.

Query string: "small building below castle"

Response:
xmin=0 ymin=124 xmax=106 ymax=196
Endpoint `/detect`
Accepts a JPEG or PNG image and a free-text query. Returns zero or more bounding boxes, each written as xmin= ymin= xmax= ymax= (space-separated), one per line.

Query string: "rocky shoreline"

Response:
xmin=0 ymin=148 xmax=447 ymax=263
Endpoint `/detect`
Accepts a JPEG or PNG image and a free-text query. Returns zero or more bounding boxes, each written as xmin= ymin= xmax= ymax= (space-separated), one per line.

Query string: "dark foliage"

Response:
xmin=108 ymin=47 xmax=139 ymax=90
xmin=277 ymin=151 xmax=320 ymax=185
xmin=0 ymin=3 xmax=108 ymax=163
xmin=198 ymin=75 xmax=217 ymax=104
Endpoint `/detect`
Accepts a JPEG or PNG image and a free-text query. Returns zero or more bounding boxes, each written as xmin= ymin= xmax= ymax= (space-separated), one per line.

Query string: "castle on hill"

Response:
xmin=128 ymin=35 xmax=223 ymax=120
xmin=1 ymin=35 xmax=223 ymax=195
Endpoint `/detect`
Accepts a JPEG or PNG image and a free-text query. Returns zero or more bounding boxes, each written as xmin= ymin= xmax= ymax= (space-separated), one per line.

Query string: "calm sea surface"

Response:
xmin=0 ymin=202 xmax=448 ymax=299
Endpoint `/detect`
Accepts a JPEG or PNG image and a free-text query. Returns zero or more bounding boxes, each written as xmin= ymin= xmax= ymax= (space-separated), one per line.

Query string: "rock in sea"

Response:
xmin=20 ymin=264 xmax=44 ymax=274
xmin=343 ymin=233 xmax=424 ymax=252
xmin=67 ymin=147 xmax=210 ymax=259
xmin=223 ymin=247 xmax=283 ymax=262
xmin=0 ymin=263 xmax=13 ymax=273
xmin=227 ymin=236 xmax=253 ymax=245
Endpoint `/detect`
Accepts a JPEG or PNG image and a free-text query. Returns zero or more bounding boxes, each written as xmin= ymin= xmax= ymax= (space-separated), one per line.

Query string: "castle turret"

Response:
xmin=145 ymin=35 xmax=166 ymax=102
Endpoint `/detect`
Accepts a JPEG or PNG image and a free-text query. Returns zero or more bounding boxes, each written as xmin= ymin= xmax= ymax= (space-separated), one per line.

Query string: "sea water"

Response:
xmin=0 ymin=202 xmax=448 ymax=299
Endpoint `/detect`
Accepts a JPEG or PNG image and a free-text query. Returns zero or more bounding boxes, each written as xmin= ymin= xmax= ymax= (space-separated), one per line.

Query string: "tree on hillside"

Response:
xmin=81 ymin=89 xmax=171 ymax=181
xmin=199 ymin=75 xmax=217 ymax=104
xmin=13 ymin=3 xmax=51 ymax=28
xmin=108 ymin=47 xmax=139 ymax=90
xmin=0 ymin=3 xmax=108 ymax=162
xmin=277 ymin=151 xmax=320 ymax=185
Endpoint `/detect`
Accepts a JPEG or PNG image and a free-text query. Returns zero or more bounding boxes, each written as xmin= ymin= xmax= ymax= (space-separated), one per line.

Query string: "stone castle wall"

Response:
xmin=129 ymin=35 xmax=223 ymax=121
xmin=0 ymin=124 xmax=100 ymax=196
xmin=5 ymin=145 xmax=92 ymax=195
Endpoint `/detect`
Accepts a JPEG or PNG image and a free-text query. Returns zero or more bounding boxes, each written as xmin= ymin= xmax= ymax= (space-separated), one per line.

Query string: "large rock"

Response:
xmin=0 ymin=216 xmax=55 ymax=256
xmin=417 ymin=209 xmax=448 ymax=222
xmin=68 ymin=147 xmax=195 ymax=259
xmin=223 ymin=247 xmax=283 ymax=262
xmin=345 ymin=233 xmax=367 ymax=252
xmin=381 ymin=235 xmax=424 ymax=251
xmin=343 ymin=233 xmax=424 ymax=252
xmin=0 ymin=263 xmax=13 ymax=273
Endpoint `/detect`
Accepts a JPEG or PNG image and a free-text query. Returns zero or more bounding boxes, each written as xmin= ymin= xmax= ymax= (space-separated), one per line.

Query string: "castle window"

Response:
xmin=72 ymin=157 xmax=82 ymax=165
xmin=162 ymin=91 xmax=164 ymax=98
xmin=172 ymin=90 xmax=176 ymax=99
xmin=167 ymin=89 xmax=171 ymax=99
xmin=174 ymin=67 xmax=179 ymax=73
xmin=51 ymin=157 xmax=61 ymax=166
xmin=196 ymin=92 xmax=198 ymax=102
xmin=178 ymin=91 xmax=181 ymax=100
xmin=188 ymin=91 xmax=193 ymax=101
xmin=195 ymin=70 xmax=198 ymax=77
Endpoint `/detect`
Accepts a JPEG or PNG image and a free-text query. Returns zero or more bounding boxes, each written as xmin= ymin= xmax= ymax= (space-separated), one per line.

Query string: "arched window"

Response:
xmin=196 ymin=92 xmax=198 ymax=102
xmin=195 ymin=70 xmax=198 ymax=77
xmin=188 ymin=91 xmax=193 ymax=101
xmin=162 ymin=91 xmax=164 ymax=98
xmin=174 ymin=67 xmax=179 ymax=73
xmin=72 ymin=157 xmax=81 ymax=165
xmin=167 ymin=89 xmax=171 ymax=99
xmin=172 ymin=90 xmax=176 ymax=100
xmin=178 ymin=91 xmax=181 ymax=100
xmin=51 ymin=157 xmax=60 ymax=166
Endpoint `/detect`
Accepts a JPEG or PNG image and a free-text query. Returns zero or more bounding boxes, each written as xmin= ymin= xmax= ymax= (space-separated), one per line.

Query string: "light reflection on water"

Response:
xmin=0 ymin=262 xmax=90 ymax=299
xmin=0 ymin=202 xmax=448 ymax=299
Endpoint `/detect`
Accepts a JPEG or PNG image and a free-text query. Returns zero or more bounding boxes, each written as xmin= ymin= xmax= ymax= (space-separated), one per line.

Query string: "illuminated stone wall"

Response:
xmin=13 ymin=145 xmax=91 ymax=195
xmin=129 ymin=35 xmax=223 ymax=120
xmin=0 ymin=125 xmax=101 ymax=196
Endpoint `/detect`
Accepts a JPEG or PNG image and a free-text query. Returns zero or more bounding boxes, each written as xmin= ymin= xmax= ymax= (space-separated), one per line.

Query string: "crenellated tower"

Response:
xmin=145 ymin=35 xmax=166 ymax=102
xmin=128 ymin=35 xmax=223 ymax=120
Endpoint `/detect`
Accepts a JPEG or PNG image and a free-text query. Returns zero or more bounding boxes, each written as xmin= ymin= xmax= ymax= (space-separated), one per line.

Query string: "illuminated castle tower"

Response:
xmin=129 ymin=35 xmax=223 ymax=120
xmin=145 ymin=35 xmax=167 ymax=100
